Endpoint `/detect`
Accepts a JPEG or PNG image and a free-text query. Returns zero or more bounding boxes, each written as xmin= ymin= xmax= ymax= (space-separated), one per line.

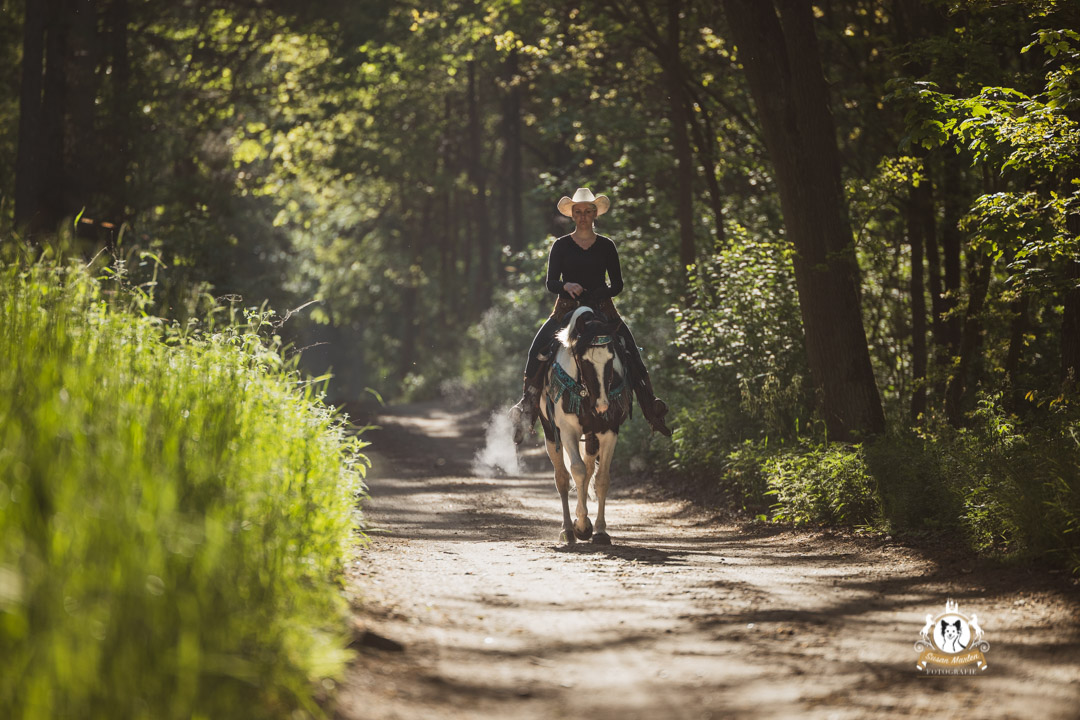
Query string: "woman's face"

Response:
xmin=571 ymin=203 xmax=598 ymax=228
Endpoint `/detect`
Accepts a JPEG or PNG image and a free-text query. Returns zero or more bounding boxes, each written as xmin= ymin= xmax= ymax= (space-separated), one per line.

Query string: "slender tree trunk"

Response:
xmin=920 ymin=164 xmax=949 ymax=406
xmin=1004 ymin=292 xmax=1029 ymax=393
xmin=40 ymin=0 xmax=69 ymax=231
xmin=106 ymin=0 xmax=131 ymax=222
xmin=948 ymin=251 xmax=993 ymax=417
xmin=941 ymin=155 xmax=965 ymax=424
xmin=14 ymin=0 xmax=47 ymax=232
xmin=1062 ymin=212 xmax=1080 ymax=387
xmin=907 ymin=183 xmax=929 ymax=422
xmin=722 ymin=0 xmax=884 ymax=440
xmin=504 ymin=49 xmax=524 ymax=253
xmin=686 ymin=96 xmax=727 ymax=248
xmin=66 ymin=0 xmax=101 ymax=226
xmin=466 ymin=60 xmax=492 ymax=315
xmin=662 ymin=0 xmax=696 ymax=272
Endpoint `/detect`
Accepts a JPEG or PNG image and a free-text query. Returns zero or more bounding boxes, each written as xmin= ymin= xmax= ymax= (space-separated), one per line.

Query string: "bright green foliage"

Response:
xmin=891 ymin=27 xmax=1080 ymax=294
xmin=670 ymin=228 xmax=808 ymax=474
xmin=0 ymin=253 xmax=367 ymax=719
xmin=942 ymin=394 xmax=1080 ymax=561
xmin=764 ymin=443 xmax=883 ymax=528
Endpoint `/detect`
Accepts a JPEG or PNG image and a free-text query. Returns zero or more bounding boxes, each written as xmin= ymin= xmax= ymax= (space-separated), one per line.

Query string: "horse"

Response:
xmin=538 ymin=306 xmax=633 ymax=545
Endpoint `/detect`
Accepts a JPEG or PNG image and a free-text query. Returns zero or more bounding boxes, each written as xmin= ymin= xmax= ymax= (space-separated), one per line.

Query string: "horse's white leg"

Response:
xmin=591 ymin=432 xmax=618 ymax=545
xmin=545 ymin=438 xmax=576 ymax=544
xmin=559 ymin=421 xmax=593 ymax=541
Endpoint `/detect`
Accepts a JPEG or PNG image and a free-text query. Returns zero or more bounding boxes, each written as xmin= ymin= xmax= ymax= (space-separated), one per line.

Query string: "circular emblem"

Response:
xmin=931 ymin=613 xmax=972 ymax=654
xmin=914 ymin=600 xmax=989 ymax=674
xmin=579 ymin=388 xmax=588 ymax=397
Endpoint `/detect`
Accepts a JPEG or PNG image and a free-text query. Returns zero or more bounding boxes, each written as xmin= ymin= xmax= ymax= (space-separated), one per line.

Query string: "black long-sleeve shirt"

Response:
xmin=545 ymin=234 xmax=624 ymax=300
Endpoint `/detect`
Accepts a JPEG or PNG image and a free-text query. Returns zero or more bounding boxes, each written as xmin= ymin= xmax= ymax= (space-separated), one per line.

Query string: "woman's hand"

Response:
xmin=563 ymin=282 xmax=584 ymax=298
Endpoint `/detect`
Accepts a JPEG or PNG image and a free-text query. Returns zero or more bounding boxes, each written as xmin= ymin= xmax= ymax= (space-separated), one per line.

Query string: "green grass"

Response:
xmin=0 ymin=252 xmax=367 ymax=718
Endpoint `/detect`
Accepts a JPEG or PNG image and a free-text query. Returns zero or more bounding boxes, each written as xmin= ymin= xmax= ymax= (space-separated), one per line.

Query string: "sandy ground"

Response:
xmin=335 ymin=402 xmax=1080 ymax=720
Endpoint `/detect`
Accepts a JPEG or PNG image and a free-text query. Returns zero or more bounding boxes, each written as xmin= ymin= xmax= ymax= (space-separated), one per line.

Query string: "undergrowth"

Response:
xmin=0 ymin=247 xmax=368 ymax=719
xmin=688 ymin=395 xmax=1080 ymax=574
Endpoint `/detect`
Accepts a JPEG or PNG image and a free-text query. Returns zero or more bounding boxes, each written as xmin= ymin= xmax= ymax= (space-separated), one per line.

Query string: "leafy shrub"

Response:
xmin=719 ymin=440 xmax=772 ymax=515
xmin=0 ymin=253 xmax=367 ymax=719
xmin=863 ymin=431 xmax=960 ymax=533
xmin=765 ymin=443 xmax=883 ymax=527
xmin=670 ymin=230 xmax=810 ymax=473
xmin=941 ymin=394 xmax=1080 ymax=562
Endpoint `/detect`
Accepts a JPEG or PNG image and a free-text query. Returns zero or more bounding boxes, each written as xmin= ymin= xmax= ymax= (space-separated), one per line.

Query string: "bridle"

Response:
xmin=565 ymin=330 xmax=626 ymax=418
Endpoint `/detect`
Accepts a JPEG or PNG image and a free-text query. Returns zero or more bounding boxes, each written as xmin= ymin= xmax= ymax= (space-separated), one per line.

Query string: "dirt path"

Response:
xmin=335 ymin=402 xmax=1080 ymax=720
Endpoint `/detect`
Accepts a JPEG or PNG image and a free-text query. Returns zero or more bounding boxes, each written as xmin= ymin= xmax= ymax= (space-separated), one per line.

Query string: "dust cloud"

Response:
xmin=471 ymin=407 xmax=522 ymax=477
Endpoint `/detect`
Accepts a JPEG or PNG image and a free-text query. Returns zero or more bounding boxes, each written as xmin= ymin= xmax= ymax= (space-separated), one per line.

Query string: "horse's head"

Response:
xmin=559 ymin=307 xmax=626 ymax=418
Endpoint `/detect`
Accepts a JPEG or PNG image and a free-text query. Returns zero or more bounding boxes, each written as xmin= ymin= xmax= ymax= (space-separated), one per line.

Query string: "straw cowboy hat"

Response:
xmin=557 ymin=187 xmax=610 ymax=217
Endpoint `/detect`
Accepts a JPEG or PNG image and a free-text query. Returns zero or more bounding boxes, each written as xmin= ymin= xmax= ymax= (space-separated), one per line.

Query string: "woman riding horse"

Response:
xmin=510 ymin=188 xmax=672 ymax=443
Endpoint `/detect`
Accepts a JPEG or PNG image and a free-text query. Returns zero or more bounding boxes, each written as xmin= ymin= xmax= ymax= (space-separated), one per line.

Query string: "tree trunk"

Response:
xmin=948 ymin=251 xmax=993 ymax=418
xmin=662 ymin=0 xmax=696 ymax=272
xmin=106 ymin=0 xmax=131 ymax=222
xmin=66 ymin=0 xmax=102 ymax=226
xmin=504 ymin=49 xmax=524 ymax=253
xmin=941 ymin=155 xmax=965 ymax=424
xmin=722 ymin=0 xmax=884 ymax=441
xmin=40 ymin=0 xmax=70 ymax=231
xmin=686 ymin=93 xmax=727 ymax=249
xmin=14 ymin=0 xmax=47 ymax=233
xmin=1062 ymin=212 xmax=1080 ymax=387
xmin=1004 ymin=292 xmax=1029 ymax=395
xmin=907 ymin=182 xmax=929 ymax=422
xmin=466 ymin=60 xmax=493 ymax=315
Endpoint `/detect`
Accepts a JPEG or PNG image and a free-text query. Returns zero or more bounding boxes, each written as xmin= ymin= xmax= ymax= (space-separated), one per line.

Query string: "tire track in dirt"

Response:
xmin=335 ymin=402 xmax=1080 ymax=720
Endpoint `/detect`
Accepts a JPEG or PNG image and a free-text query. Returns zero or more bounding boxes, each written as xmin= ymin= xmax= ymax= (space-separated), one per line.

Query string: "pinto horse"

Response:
xmin=538 ymin=306 xmax=633 ymax=545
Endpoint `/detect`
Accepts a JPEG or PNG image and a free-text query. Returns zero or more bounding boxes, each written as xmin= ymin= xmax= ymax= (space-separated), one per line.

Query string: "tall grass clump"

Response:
xmin=0 ymin=251 xmax=367 ymax=719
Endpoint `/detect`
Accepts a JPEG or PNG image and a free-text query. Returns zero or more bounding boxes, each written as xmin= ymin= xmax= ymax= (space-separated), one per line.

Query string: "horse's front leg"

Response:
xmin=559 ymin=422 xmax=593 ymax=541
xmin=591 ymin=432 xmax=618 ymax=545
xmin=544 ymin=438 xmax=576 ymax=544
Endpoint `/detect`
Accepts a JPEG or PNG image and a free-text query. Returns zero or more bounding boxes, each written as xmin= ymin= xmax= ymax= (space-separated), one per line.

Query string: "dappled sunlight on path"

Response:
xmin=337 ymin=402 xmax=1080 ymax=720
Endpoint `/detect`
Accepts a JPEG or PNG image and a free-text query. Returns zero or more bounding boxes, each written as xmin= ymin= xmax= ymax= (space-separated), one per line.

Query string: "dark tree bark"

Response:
xmin=661 ymin=0 xmax=696 ymax=271
xmin=106 ymin=0 xmax=132 ymax=222
xmin=685 ymin=90 xmax=727 ymax=248
xmin=907 ymin=181 xmax=930 ymax=422
xmin=1062 ymin=212 xmax=1080 ymax=387
xmin=948 ymin=251 xmax=993 ymax=417
xmin=921 ymin=167 xmax=948 ymax=403
xmin=503 ymin=49 xmax=524 ymax=253
xmin=14 ymin=0 xmax=47 ymax=232
xmin=941 ymin=155 xmax=965 ymax=424
xmin=721 ymin=0 xmax=885 ymax=440
xmin=40 ymin=0 xmax=70 ymax=231
xmin=466 ymin=60 xmax=493 ymax=316
xmin=66 ymin=0 xmax=102 ymax=222
xmin=1004 ymin=293 xmax=1029 ymax=393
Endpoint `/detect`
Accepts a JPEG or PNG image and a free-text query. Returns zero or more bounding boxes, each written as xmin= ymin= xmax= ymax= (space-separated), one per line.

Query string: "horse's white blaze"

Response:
xmin=583 ymin=346 xmax=613 ymax=413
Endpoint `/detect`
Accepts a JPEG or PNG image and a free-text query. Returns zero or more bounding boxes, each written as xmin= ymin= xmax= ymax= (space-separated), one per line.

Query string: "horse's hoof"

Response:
xmin=573 ymin=516 xmax=593 ymax=541
xmin=560 ymin=530 xmax=575 ymax=545
xmin=592 ymin=532 xmax=611 ymax=546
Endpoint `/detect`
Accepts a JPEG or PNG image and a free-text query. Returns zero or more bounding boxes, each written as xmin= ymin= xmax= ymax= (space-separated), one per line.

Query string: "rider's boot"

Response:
xmin=635 ymin=372 xmax=672 ymax=437
xmin=621 ymin=335 xmax=673 ymax=437
xmin=509 ymin=364 xmax=545 ymax=445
